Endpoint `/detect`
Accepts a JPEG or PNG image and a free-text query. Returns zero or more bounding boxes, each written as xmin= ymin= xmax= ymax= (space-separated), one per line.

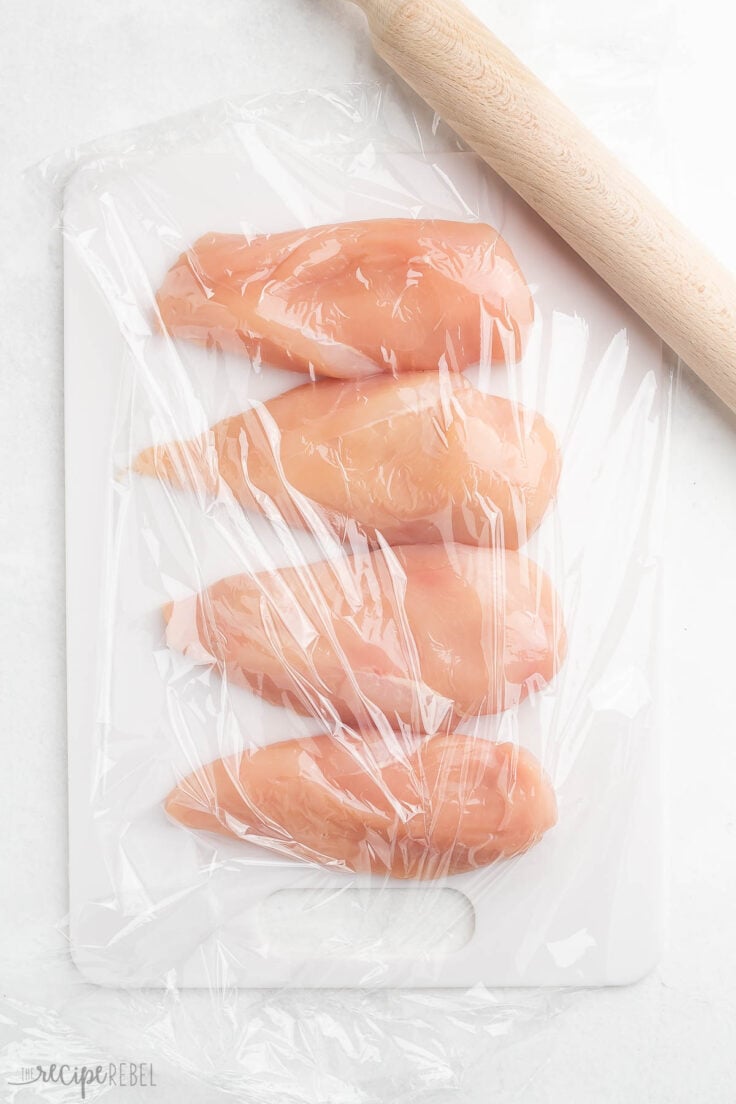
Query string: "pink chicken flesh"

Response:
xmin=134 ymin=372 xmax=560 ymax=549
xmin=155 ymin=219 xmax=534 ymax=378
xmin=163 ymin=544 xmax=566 ymax=732
xmin=165 ymin=733 xmax=557 ymax=880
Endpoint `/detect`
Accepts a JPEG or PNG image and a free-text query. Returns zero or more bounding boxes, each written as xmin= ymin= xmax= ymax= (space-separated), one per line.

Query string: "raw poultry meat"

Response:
xmin=164 ymin=543 xmax=566 ymax=731
xmin=165 ymin=732 xmax=557 ymax=879
xmin=155 ymin=219 xmax=534 ymax=377
xmin=134 ymin=372 xmax=560 ymax=548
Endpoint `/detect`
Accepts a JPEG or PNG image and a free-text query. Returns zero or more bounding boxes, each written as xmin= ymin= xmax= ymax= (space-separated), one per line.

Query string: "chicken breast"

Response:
xmin=165 ymin=733 xmax=557 ymax=880
xmin=164 ymin=544 xmax=566 ymax=732
xmin=155 ymin=219 xmax=534 ymax=377
xmin=134 ymin=372 xmax=560 ymax=548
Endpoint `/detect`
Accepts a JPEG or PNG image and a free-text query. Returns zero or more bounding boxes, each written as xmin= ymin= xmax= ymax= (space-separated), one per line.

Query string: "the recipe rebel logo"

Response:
xmin=7 ymin=1062 xmax=156 ymax=1099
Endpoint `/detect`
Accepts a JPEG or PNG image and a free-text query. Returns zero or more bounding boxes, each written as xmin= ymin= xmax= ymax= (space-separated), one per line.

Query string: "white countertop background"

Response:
xmin=1 ymin=1 xmax=735 ymax=1101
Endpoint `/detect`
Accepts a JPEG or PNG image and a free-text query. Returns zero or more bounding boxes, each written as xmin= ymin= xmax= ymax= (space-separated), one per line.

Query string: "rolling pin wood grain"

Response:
xmin=348 ymin=0 xmax=736 ymax=414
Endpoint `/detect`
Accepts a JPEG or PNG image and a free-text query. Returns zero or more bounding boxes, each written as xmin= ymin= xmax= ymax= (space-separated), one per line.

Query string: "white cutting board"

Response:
xmin=64 ymin=90 xmax=666 ymax=989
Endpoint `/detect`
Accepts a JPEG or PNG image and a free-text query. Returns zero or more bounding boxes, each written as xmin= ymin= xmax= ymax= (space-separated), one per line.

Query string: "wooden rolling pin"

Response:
xmin=348 ymin=0 xmax=736 ymax=414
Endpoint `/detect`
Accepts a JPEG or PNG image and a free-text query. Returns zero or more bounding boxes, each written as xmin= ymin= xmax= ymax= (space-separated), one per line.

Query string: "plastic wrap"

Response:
xmin=6 ymin=76 xmax=673 ymax=1101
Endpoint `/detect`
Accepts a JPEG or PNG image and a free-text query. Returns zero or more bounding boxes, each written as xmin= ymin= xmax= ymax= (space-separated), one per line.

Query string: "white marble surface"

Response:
xmin=1 ymin=1 xmax=735 ymax=1101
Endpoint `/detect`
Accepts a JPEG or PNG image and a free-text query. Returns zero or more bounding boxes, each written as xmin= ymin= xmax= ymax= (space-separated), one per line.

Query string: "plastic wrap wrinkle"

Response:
xmin=4 ymin=68 xmax=672 ymax=1104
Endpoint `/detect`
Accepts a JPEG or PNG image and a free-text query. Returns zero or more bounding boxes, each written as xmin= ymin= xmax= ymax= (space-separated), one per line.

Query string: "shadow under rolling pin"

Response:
xmin=345 ymin=0 xmax=736 ymax=416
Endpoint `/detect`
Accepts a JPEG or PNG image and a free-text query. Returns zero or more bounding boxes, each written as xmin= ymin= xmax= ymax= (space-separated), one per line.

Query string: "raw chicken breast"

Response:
xmin=164 ymin=544 xmax=566 ymax=732
xmin=165 ymin=733 xmax=557 ymax=880
xmin=155 ymin=219 xmax=534 ymax=377
xmin=134 ymin=372 xmax=560 ymax=548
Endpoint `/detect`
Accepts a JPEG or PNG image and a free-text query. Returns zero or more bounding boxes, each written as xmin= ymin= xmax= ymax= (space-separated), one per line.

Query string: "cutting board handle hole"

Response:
xmin=255 ymin=886 xmax=475 ymax=960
